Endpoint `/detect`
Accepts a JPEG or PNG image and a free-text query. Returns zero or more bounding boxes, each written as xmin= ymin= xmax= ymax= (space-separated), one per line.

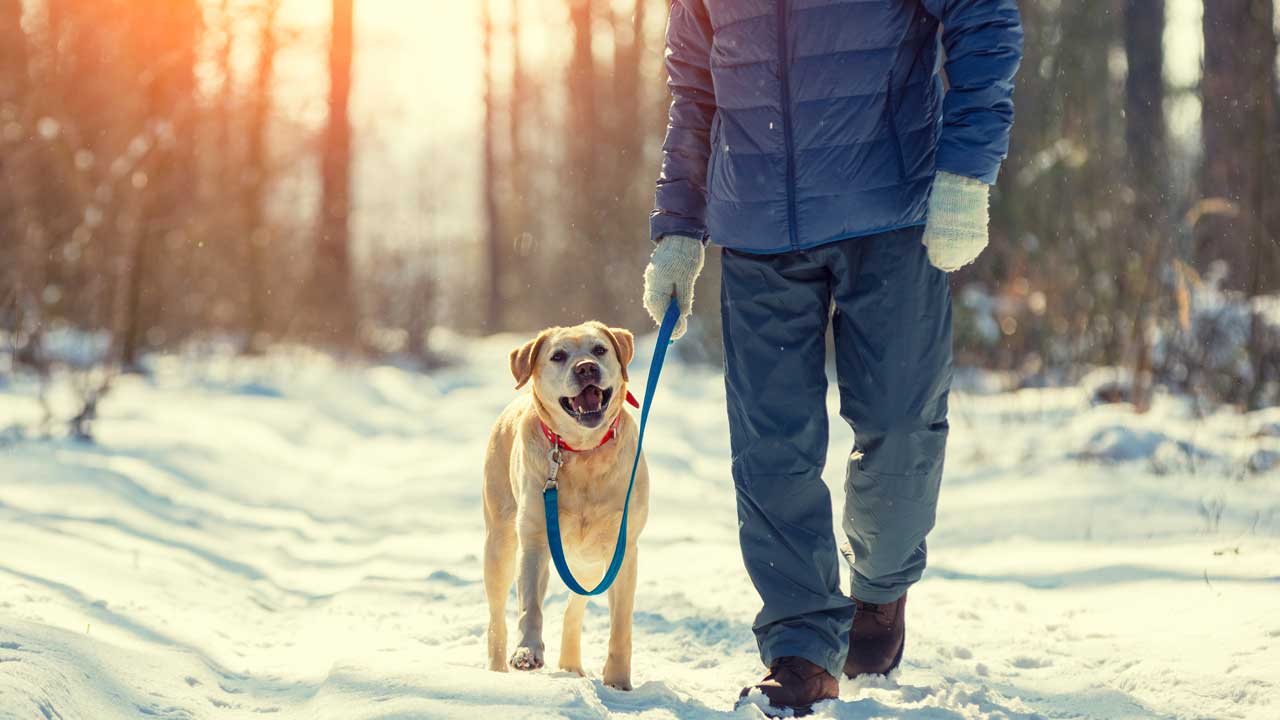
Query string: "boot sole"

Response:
xmin=737 ymin=693 xmax=838 ymax=718
xmin=756 ymin=700 xmax=823 ymax=718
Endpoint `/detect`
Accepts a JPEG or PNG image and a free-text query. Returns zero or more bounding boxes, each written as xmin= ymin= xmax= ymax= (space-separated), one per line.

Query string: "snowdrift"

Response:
xmin=1 ymin=338 xmax=1277 ymax=719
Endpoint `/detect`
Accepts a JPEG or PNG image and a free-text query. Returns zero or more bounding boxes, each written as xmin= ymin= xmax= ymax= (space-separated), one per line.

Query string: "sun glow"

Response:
xmin=252 ymin=0 xmax=573 ymax=140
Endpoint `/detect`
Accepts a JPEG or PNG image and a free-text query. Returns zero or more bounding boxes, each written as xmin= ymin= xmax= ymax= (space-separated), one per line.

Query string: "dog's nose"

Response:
xmin=573 ymin=360 xmax=601 ymax=384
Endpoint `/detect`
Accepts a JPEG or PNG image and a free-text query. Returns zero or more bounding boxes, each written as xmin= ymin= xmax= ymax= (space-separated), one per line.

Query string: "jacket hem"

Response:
xmin=715 ymin=220 xmax=927 ymax=256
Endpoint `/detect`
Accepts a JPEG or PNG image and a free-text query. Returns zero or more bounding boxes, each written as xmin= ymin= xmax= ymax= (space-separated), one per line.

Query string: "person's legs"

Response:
xmin=720 ymin=247 xmax=855 ymax=680
xmin=828 ymin=226 xmax=952 ymax=604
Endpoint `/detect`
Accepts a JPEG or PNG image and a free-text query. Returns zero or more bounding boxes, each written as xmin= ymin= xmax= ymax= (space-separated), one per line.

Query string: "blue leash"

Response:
xmin=542 ymin=298 xmax=680 ymax=596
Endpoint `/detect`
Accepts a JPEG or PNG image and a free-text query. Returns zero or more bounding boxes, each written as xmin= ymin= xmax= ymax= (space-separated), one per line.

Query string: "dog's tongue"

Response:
xmin=575 ymin=386 xmax=604 ymax=413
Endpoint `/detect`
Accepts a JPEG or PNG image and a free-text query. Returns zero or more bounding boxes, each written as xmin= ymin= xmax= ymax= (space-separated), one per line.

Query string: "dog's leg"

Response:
xmin=510 ymin=538 xmax=549 ymax=671
xmin=483 ymin=517 xmax=517 ymax=672
xmin=558 ymin=592 xmax=588 ymax=676
xmin=602 ymin=545 xmax=638 ymax=690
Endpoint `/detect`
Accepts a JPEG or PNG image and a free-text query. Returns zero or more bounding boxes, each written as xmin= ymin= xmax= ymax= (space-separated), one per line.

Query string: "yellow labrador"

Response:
xmin=483 ymin=322 xmax=649 ymax=690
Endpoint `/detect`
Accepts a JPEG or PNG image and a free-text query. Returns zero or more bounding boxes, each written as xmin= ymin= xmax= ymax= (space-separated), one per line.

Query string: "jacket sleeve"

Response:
xmin=921 ymin=0 xmax=1023 ymax=184
xmin=650 ymin=0 xmax=715 ymax=244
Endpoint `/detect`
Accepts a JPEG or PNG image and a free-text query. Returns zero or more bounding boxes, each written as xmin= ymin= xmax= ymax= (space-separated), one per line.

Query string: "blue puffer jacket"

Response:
xmin=650 ymin=0 xmax=1023 ymax=254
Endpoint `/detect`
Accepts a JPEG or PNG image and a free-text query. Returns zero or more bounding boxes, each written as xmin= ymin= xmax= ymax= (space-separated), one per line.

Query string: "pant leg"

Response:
xmin=720 ymin=246 xmax=855 ymax=679
xmin=827 ymin=226 xmax=952 ymax=605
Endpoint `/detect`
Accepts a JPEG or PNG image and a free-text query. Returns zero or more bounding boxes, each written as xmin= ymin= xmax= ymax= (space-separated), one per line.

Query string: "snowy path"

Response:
xmin=1 ymin=338 xmax=1278 ymax=719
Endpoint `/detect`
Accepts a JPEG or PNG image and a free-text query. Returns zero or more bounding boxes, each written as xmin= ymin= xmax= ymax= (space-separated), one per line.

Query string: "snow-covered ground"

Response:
xmin=1 ymin=335 xmax=1278 ymax=720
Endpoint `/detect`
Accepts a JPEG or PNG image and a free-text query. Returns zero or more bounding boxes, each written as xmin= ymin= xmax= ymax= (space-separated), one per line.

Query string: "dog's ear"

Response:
xmin=510 ymin=331 xmax=550 ymax=390
xmin=594 ymin=324 xmax=635 ymax=383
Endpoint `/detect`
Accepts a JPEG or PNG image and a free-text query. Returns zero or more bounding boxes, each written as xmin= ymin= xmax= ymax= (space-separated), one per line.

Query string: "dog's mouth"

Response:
xmin=559 ymin=385 xmax=614 ymax=427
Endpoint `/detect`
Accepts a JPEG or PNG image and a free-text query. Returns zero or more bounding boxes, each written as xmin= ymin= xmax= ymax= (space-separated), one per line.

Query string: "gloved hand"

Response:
xmin=922 ymin=171 xmax=991 ymax=272
xmin=643 ymin=234 xmax=704 ymax=339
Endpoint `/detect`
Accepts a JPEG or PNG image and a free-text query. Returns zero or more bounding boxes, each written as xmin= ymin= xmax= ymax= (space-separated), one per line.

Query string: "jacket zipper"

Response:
xmin=776 ymin=0 xmax=799 ymax=249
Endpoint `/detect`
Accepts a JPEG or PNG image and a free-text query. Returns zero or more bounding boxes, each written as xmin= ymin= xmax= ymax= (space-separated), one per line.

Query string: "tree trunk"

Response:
xmin=0 ymin=0 xmax=29 ymax=332
xmin=119 ymin=0 xmax=200 ymax=371
xmin=0 ymin=0 xmax=28 ymax=231
xmin=507 ymin=0 xmax=525 ymax=252
xmin=611 ymin=0 xmax=644 ymax=175
xmin=566 ymin=0 xmax=604 ymax=315
xmin=1199 ymin=0 xmax=1278 ymax=294
xmin=1243 ymin=0 xmax=1278 ymax=408
xmin=212 ymin=0 xmax=243 ymax=342
xmin=482 ymin=0 xmax=503 ymax=331
xmin=242 ymin=0 xmax=281 ymax=352
xmin=313 ymin=0 xmax=357 ymax=346
xmin=1054 ymin=1 xmax=1125 ymax=368
xmin=1122 ymin=0 xmax=1168 ymax=412
xmin=215 ymin=0 xmax=236 ymax=164
xmin=602 ymin=0 xmax=650 ymax=329
xmin=0 ymin=0 xmax=26 ymax=103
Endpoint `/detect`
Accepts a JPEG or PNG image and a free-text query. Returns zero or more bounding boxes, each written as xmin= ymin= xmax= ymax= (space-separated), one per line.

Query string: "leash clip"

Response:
xmin=544 ymin=444 xmax=563 ymax=493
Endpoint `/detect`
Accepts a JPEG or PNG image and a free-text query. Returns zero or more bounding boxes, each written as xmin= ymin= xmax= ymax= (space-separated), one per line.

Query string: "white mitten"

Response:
xmin=642 ymin=235 xmax=704 ymax=339
xmin=922 ymin=171 xmax=991 ymax=272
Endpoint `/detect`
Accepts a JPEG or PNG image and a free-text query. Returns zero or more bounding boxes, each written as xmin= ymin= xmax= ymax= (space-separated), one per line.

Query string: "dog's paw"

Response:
xmin=603 ymin=676 xmax=633 ymax=691
xmin=602 ymin=663 xmax=632 ymax=691
xmin=558 ymin=662 xmax=585 ymax=677
xmin=510 ymin=646 xmax=544 ymax=671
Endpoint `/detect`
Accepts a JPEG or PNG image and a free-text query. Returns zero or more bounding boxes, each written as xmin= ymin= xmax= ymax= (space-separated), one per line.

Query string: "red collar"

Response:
xmin=539 ymin=391 xmax=639 ymax=453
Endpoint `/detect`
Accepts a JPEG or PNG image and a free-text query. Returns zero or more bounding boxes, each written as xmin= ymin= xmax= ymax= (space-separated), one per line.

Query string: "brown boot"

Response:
xmin=843 ymin=592 xmax=906 ymax=678
xmin=737 ymin=656 xmax=838 ymax=717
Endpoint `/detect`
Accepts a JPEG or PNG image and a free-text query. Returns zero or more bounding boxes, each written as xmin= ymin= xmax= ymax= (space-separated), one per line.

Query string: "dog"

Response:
xmin=483 ymin=322 xmax=648 ymax=690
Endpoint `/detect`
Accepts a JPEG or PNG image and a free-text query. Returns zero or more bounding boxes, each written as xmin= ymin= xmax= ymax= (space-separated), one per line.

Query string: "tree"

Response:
xmin=482 ymin=0 xmax=504 ymax=331
xmin=507 ymin=0 xmax=527 ymax=287
xmin=241 ymin=0 xmax=283 ymax=351
xmin=1199 ymin=0 xmax=1278 ymax=294
xmin=312 ymin=0 xmax=357 ymax=345
xmin=119 ymin=0 xmax=202 ymax=371
xmin=608 ymin=0 xmax=654 ymax=327
xmin=1200 ymin=0 xmax=1278 ymax=408
xmin=565 ymin=0 xmax=606 ymax=316
xmin=0 ymin=0 xmax=25 ymax=93
xmin=0 ymin=0 xmax=30 ymax=300
xmin=1123 ymin=0 xmax=1169 ymax=411
xmin=982 ymin=0 xmax=1130 ymax=372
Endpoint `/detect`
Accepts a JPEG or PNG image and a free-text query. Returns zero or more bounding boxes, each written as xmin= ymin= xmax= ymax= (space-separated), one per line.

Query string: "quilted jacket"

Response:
xmin=650 ymin=0 xmax=1023 ymax=253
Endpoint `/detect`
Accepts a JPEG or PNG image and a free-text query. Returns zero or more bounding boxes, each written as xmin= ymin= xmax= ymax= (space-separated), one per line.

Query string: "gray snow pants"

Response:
xmin=720 ymin=226 xmax=952 ymax=678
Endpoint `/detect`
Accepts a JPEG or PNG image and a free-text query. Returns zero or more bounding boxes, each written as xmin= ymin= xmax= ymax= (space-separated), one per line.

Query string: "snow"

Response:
xmin=1 ymin=336 xmax=1278 ymax=720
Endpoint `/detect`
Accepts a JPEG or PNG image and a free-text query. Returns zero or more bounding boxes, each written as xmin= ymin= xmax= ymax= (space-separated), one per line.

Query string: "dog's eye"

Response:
xmin=550 ymin=350 xmax=568 ymax=363
xmin=592 ymin=345 xmax=608 ymax=357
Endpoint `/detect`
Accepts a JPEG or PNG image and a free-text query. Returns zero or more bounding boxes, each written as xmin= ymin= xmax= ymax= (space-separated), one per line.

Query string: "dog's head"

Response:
xmin=510 ymin=322 xmax=635 ymax=431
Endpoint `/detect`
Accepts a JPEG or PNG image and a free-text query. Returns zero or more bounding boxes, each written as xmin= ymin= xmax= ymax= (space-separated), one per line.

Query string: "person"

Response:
xmin=641 ymin=0 xmax=1023 ymax=714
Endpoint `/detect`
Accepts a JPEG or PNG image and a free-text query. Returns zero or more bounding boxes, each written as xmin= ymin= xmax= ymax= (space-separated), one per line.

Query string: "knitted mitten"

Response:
xmin=922 ymin=172 xmax=991 ymax=272
xmin=642 ymin=235 xmax=705 ymax=339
